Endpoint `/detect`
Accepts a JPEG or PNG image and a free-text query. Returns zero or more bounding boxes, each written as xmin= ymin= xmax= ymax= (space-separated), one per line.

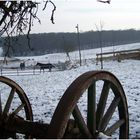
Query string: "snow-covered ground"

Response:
xmin=0 ymin=42 xmax=140 ymax=138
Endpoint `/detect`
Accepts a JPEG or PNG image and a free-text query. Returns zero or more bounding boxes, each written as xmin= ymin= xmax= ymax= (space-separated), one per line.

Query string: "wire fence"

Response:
xmin=0 ymin=67 xmax=42 ymax=76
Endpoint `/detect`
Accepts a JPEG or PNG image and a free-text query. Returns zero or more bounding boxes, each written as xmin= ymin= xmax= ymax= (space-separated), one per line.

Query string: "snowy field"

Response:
xmin=0 ymin=43 xmax=140 ymax=138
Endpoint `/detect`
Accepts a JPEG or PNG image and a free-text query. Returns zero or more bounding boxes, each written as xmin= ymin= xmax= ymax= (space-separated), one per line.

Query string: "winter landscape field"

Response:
xmin=0 ymin=42 xmax=140 ymax=138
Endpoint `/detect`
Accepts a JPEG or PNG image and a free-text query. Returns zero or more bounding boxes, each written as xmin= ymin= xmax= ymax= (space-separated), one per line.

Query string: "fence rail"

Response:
xmin=0 ymin=68 xmax=41 ymax=76
xmin=96 ymin=48 xmax=140 ymax=64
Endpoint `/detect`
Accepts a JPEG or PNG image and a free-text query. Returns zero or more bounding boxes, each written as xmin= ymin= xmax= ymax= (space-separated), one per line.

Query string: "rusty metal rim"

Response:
xmin=0 ymin=76 xmax=33 ymax=138
xmin=47 ymin=70 xmax=129 ymax=138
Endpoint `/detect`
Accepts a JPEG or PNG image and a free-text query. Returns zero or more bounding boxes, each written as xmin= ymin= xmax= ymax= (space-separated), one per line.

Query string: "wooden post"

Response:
xmin=1 ymin=69 xmax=2 ymax=76
xmin=17 ymin=68 xmax=19 ymax=76
xmin=96 ymin=54 xmax=98 ymax=65
xmin=33 ymin=66 xmax=35 ymax=75
xmin=76 ymin=24 xmax=82 ymax=66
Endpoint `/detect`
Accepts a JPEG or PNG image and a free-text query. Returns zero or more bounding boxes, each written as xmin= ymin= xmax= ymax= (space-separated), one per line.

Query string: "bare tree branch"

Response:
xmin=0 ymin=1 xmax=56 ymax=56
xmin=49 ymin=1 xmax=56 ymax=24
xmin=97 ymin=0 xmax=111 ymax=4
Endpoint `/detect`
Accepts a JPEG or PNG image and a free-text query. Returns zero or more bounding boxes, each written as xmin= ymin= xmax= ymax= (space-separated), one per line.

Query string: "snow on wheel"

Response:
xmin=0 ymin=76 xmax=33 ymax=138
xmin=47 ymin=71 xmax=129 ymax=139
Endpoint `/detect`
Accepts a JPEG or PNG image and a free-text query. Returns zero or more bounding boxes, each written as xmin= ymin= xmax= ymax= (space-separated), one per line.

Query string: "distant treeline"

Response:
xmin=1 ymin=29 xmax=140 ymax=56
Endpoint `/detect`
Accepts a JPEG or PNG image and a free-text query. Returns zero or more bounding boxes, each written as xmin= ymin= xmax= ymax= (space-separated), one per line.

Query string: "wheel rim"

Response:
xmin=0 ymin=76 xmax=33 ymax=138
xmin=47 ymin=71 xmax=129 ymax=138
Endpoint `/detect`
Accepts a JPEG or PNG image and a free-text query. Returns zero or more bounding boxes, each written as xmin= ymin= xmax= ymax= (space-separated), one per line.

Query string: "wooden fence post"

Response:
xmin=17 ymin=68 xmax=19 ymax=76
xmin=96 ymin=54 xmax=99 ymax=65
xmin=33 ymin=66 xmax=35 ymax=75
xmin=1 ymin=69 xmax=2 ymax=76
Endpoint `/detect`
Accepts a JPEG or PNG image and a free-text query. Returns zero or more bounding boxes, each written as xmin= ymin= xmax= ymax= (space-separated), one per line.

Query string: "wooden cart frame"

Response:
xmin=0 ymin=71 xmax=129 ymax=139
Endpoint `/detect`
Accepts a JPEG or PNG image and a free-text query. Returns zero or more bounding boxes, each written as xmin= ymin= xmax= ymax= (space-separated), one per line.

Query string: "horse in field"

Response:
xmin=36 ymin=62 xmax=55 ymax=72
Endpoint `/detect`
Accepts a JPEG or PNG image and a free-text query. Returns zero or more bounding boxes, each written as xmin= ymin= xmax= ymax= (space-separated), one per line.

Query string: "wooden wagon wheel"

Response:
xmin=0 ymin=76 xmax=33 ymax=138
xmin=47 ymin=71 xmax=129 ymax=139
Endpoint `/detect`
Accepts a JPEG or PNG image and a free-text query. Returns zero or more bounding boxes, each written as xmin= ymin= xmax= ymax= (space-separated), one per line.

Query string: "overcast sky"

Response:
xmin=31 ymin=0 xmax=140 ymax=33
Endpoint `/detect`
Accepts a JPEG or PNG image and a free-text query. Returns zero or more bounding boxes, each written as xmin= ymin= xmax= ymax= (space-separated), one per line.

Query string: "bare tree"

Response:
xmin=0 ymin=1 xmax=56 ymax=57
xmin=95 ymin=21 xmax=104 ymax=69
xmin=62 ymin=36 xmax=76 ymax=61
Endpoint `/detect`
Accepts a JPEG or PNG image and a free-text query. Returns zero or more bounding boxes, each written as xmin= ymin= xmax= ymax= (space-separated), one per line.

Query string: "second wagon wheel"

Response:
xmin=47 ymin=71 xmax=129 ymax=139
xmin=0 ymin=76 xmax=33 ymax=138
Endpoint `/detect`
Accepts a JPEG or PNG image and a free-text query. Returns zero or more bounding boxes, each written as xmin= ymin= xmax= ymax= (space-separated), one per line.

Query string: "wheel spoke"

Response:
xmin=87 ymin=82 xmax=96 ymax=135
xmin=104 ymin=119 xmax=125 ymax=136
xmin=12 ymin=103 xmax=25 ymax=115
xmin=14 ymin=114 xmax=24 ymax=120
xmin=96 ymin=81 xmax=110 ymax=130
xmin=73 ymin=105 xmax=92 ymax=138
xmin=99 ymin=97 xmax=121 ymax=132
xmin=3 ymin=88 xmax=16 ymax=114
